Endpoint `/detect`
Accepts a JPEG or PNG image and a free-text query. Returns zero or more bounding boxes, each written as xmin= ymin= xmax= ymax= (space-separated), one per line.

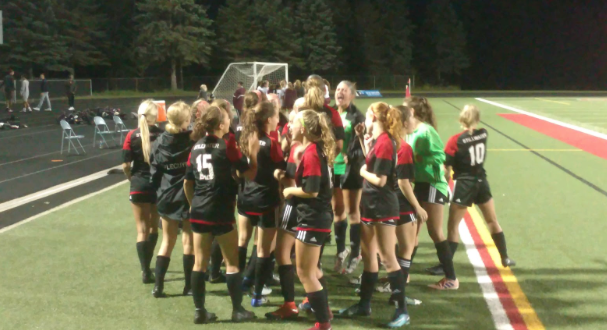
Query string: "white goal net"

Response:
xmin=212 ymin=62 xmax=288 ymax=103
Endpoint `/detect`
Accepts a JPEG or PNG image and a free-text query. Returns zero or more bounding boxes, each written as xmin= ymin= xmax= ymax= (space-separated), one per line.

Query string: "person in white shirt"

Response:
xmin=256 ymin=80 xmax=269 ymax=94
xmin=20 ymin=75 xmax=32 ymax=112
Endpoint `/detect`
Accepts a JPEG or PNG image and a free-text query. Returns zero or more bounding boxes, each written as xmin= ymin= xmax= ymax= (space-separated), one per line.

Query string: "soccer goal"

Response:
xmin=212 ymin=62 xmax=288 ymax=102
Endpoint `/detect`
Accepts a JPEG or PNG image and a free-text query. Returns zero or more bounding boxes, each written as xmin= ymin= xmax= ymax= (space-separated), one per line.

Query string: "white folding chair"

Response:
xmin=93 ymin=116 xmax=116 ymax=148
xmin=113 ymin=115 xmax=130 ymax=145
xmin=60 ymin=120 xmax=86 ymax=155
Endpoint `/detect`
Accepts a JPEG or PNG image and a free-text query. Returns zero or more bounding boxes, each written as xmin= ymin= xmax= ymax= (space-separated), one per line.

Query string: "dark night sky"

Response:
xmin=187 ymin=0 xmax=607 ymax=90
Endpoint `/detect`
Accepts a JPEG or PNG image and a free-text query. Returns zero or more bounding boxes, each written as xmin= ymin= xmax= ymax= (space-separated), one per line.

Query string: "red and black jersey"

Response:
xmin=122 ymin=126 xmax=163 ymax=177
xmin=319 ymin=104 xmax=345 ymax=143
xmin=361 ymin=132 xmax=399 ymax=222
xmin=444 ymin=128 xmax=488 ymax=180
xmin=395 ymin=139 xmax=415 ymax=214
xmin=285 ymin=141 xmax=301 ymax=179
xmin=238 ymin=132 xmax=286 ymax=213
xmin=186 ymin=134 xmax=250 ymax=224
xmin=295 ymin=142 xmax=333 ymax=231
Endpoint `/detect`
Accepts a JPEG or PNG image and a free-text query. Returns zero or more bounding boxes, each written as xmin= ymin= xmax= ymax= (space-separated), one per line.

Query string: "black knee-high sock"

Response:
xmin=397 ymin=257 xmax=411 ymax=284
xmin=491 ymin=232 xmax=509 ymax=259
xmin=359 ymin=271 xmax=378 ymax=310
xmin=350 ymin=223 xmax=362 ymax=258
xmin=226 ymin=272 xmax=244 ymax=311
xmin=308 ymin=289 xmax=330 ymax=323
xmin=244 ymin=246 xmax=257 ymax=279
xmin=411 ymin=246 xmax=418 ymax=264
xmin=146 ymin=233 xmax=158 ymax=269
xmin=191 ymin=271 xmax=206 ymax=310
xmin=265 ymin=251 xmax=276 ymax=282
xmin=183 ymin=254 xmax=195 ymax=289
xmin=136 ymin=242 xmax=148 ymax=272
xmin=435 ymin=241 xmax=456 ymax=280
xmin=278 ymin=265 xmax=295 ymax=303
xmin=253 ymin=257 xmax=272 ymax=297
xmin=238 ymin=246 xmax=248 ymax=273
xmin=210 ymin=240 xmax=223 ymax=278
xmin=449 ymin=241 xmax=459 ymax=258
xmin=334 ymin=221 xmax=348 ymax=254
xmin=155 ymin=256 xmax=171 ymax=289
xmin=387 ymin=270 xmax=407 ymax=313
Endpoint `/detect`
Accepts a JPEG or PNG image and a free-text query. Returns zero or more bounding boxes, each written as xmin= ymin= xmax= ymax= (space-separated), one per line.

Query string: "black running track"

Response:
xmin=0 ymin=96 xmax=196 ymax=230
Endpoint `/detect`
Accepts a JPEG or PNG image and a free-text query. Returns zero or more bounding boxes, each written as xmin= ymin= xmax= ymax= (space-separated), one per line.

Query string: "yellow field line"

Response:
xmin=489 ymin=149 xmax=581 ymax=151
xmin=468 ymin=206 xmax=545 ymax=330
xmin=534 ymin=98 xmax=570 ymax=105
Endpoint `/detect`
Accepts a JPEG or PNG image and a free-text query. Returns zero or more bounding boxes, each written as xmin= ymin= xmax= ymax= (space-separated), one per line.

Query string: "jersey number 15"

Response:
xmin=196 ymin=154 xmax=215 ymax=180
xmin=468 ymin=144 xmax=485 ymax=166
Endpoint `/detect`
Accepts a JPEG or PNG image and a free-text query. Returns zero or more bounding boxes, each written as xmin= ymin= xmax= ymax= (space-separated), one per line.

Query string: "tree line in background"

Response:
xmin=0 ymin=0 xmax=469 ymax=90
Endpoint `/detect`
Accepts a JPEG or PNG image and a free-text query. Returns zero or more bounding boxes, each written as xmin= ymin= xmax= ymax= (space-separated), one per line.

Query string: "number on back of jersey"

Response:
xmin=196 ymin=154 xmax=214 ymax=180
xmin=468 ymin=143 xmax=485 ymax=166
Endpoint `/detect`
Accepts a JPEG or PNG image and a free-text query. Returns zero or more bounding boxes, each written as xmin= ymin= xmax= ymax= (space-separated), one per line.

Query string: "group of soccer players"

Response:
xmin=121 ymin=74 xmax=515 ymax=330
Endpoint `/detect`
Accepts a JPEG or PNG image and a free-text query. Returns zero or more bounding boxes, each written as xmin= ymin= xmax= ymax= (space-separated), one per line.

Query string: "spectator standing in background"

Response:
xmin=66 ymin=75 xmax=77 ymax=111
xmin=34 ymin=73 xmax=52 ymax=112
xmin=0 ymin=69 xmax=16 ymax=113
xmin=198 ymin=84 xmax=208 ymax=101
xmin=232 ymin=81 xmax=246 ymax=116
xmin=283 ymin=82 xmax=297 ymax=110
xmin=277 ymin=80 xmax=286 ymax=108
xmin=294 ymin=79 xmax=305 ymax=98
xmin=20 ymin=75 xmax=32 ymax=112
xmin=257 ymin=80 xmax=269 ymax=94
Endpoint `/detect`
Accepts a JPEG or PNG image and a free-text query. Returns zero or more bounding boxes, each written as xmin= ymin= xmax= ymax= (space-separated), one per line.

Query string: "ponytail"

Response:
xmin=240 ymin=101 xmax=276 ymax=157
xmin=137 ymin=99 xmax=158 ymax=164
xmin=300 ymin=110 xmax=335 ymax=166
xmin=369 ymin=102 xmax=402 ymax=149
xmin=304 ymin=86 xmax=324 ymax=112
xmin=405 ymin=96 xmax=437 ymax=130
xmin=165 ymin=101 xmax=191 ymax=134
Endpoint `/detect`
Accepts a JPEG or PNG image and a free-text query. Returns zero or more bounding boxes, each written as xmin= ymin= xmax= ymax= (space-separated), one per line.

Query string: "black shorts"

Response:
xmin=341 ymin=164 xmax=364 ymax=190
xmin=279 ymin=200 xmax=298 ymax=234
xmin=190 ymin=220 xmax=234 ymax=236
xmin=238 ymin=207 xmax=278 ymax=229
xmin=129 ymin=176 xmax=156 ymax=204
xmin=397 ymin=212 xmax=416 ymax=226
xmin=332 ymin=174 xmax=342 ymax=189
xmin=452 ymin=178 xmax=492 ymax=207
xmin=130 ymin=192 xmax=157 ymax=204
xmin=296 ymin=229 xmax=330 ymax=247
xmin=414 ymin=182 xmax=448 ymax=205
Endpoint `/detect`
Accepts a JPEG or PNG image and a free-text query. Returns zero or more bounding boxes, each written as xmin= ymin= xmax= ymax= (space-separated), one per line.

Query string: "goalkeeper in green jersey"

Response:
xmin=405 ymin=96 xmax=459 ymax=290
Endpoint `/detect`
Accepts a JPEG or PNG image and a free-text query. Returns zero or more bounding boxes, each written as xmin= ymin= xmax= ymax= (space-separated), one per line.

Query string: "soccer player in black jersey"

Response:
xmin=443 ymin=105 xmax=515 ymax=268
xmin=149 ymin=101 xmax=195 ymax=298
xmin=184 ymin=106 xmax=258 ymax=324
xmin=282 ymin=109 xmax=335 ymax=330
xmin=122 ymin=100 xmax=163 ymax=284
xmin=237 ymin=101 xmax=286 ymax=307
xmin=339 ymin=102 xmax=410 ymax=328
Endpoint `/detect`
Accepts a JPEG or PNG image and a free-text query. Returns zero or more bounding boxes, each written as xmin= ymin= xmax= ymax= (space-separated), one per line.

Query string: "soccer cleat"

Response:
xmin=251 ymin=296 xmax=269 ymax=307
xmin=387 ymin=310 xmax=410 ymax=328
xmin=209 ymin=273 xmax=226 ymax=284
xmin=33 ymin=107 xmax=40 ymax=111
xmin=141 ymin=270 xmax=155 ymax=284
xmin=265 ymin=302 xmax=299 ymax=320
xmin=69 ymin=106 xmax=75 ymax=111
xmin=299 ymin=297 xmax=312 ymax=312
xmin=21 ymin=108 xmax=27 ymax=113
xmin=232 ymin=308 xmax=256 ymax=322
xmin=307 ymin=322 xmax=332 ymax=330
xmin=343 ymin=255 xmax=362 ymax=274
xmin=338 ymin=303 xmax=371 ymax=317
xmin=194 ymin=309 xmax=218 ymax=324
xmin=502 ymin=258 xmax=516 ymax=268
xmin=28 ymin=107 xmax=32 ymax=112
xmin=7 ymin=109 xmax=13 ymax=113
xmin=389 ymin=295 xmax=422 ymax=306
xmin=44 ymin=108 xmax=52 ymax=112
xmin=334 ymin=248 xmax=350 ymax=272
xmin=266 ymin=273 xmax=281 ymax=286
xmin=349 ymin=274 xmax=362 ymax=286
xmin=183 ymin=286 xmax=193 ymax=296
xmin=428 ymin=278 xmax=459 ymax=290
xmin=425 ymin=264 xmax=445 ymax=276
xmin=152 ymin=285 xmax=166 ymax=298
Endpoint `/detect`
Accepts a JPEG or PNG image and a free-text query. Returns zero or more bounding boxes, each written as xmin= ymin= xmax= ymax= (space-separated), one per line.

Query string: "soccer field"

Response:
xmin=2 ymin=96 xmax=607 ymax=330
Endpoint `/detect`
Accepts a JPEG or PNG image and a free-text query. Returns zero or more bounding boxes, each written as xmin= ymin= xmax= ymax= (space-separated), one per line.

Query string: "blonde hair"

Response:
xmin=294 ymin=80 xmax=302 ymax=90
xmin=369 ymin=102 xmax=402 ymax=149
xmin=165 ymin=101 xmax=191 ymax=134
xmin=211 ymin=99 xmax=231 ymax=114
xmin=304 ymin=86 xmax=325 ymax=112
xmin=459 ymin=105 xmax=480 ymax=129
xmin=280 ymin=80 xmax=287 ymax=88
xmin=200 ymin=84 xmax=208 ymax=91
xmin=137 ymin=99 xmax=159 ymax=164
xmin=299 ymin=110 xmax=335 ymax=166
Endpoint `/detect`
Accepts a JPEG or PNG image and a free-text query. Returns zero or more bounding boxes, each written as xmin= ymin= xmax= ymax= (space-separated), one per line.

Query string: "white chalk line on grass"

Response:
xmin=476 ymin=98 xmax=607 ymax=141
xmin=0 ymin=180 xmax=127 ymax=234
xmin=0 ymin=165 xmax=122 ymax=213
xmin=459 ymin=219 xmax=514 ymax=330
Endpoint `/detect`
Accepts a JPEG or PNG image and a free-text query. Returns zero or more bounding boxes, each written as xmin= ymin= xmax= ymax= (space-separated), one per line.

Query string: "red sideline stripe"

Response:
xmin=499 ymin=113 xmax=607 ymax=160
xmin=296 ymin=227 xmax=331 ymax=233
xmin=130 ymin=191 xmax=153 ymax=195
xmin=447 ymin=180 xmax=526 ymax=330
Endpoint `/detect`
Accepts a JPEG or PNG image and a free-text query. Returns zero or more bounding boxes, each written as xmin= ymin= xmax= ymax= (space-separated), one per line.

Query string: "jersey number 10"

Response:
xmin=468 ymin=144 xmax=485 ymax=166
xmin=196 ymin=154 xmax=215 ymax=180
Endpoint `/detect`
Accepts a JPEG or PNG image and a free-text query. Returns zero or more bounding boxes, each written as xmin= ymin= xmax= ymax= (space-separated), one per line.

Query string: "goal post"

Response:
xmin=212 ymin=62 xmax=289 ymax=102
